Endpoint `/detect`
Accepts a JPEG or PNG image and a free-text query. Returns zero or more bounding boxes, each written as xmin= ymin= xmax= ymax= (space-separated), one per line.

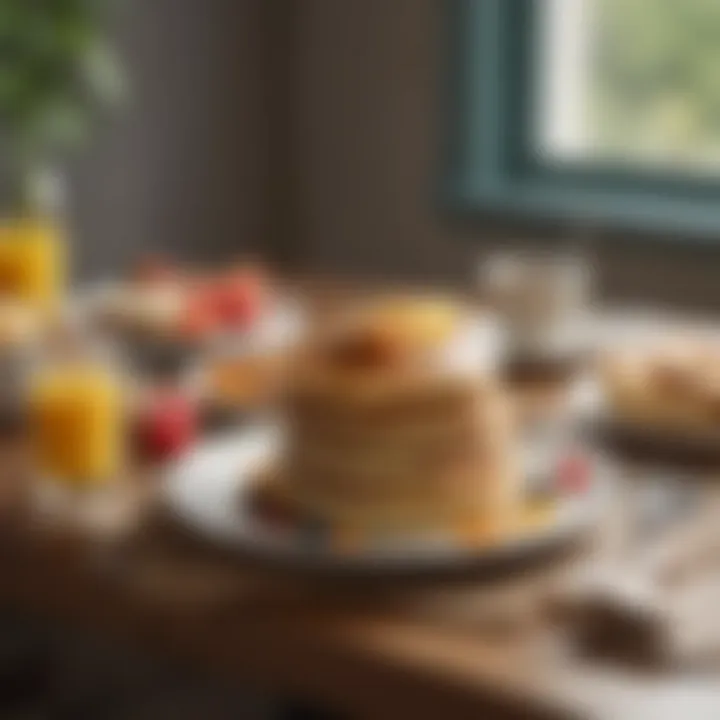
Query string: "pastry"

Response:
xmin=602 ymin=340 xmax=720 ymax=432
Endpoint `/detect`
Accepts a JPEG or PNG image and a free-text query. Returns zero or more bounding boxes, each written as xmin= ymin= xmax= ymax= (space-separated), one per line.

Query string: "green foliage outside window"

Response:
xmin=594 ymin=0 xmax=720 ymax=166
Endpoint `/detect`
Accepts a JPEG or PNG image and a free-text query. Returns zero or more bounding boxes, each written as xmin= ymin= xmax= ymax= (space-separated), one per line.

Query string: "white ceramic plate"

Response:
xmin=164 ymin=427 xmax=604 ymax=577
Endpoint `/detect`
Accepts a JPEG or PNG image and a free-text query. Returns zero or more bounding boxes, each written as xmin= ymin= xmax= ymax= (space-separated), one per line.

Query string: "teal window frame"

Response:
xmin=445 ymin=0 xmax=720 ymax=240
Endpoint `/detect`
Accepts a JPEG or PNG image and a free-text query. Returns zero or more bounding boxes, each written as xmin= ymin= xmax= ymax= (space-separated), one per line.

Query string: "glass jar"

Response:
xmin=28 ymin=329 xmax=128 ymax=492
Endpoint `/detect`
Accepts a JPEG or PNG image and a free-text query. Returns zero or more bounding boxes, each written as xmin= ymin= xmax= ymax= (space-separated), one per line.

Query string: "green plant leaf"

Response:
xmin=0 ymin=0 xmax=125 ymax=156
xmin=82 ymin=40 xmax=126 ymax=107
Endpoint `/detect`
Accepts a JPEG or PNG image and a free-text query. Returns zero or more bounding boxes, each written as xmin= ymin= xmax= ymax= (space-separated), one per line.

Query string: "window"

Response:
xmin=446 ymin=0 xmax=720 ymax=236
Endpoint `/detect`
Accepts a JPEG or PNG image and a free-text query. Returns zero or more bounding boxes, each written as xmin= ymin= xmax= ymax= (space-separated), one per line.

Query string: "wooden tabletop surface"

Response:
xmin=2 ymin=427 xmax=720 ymax=720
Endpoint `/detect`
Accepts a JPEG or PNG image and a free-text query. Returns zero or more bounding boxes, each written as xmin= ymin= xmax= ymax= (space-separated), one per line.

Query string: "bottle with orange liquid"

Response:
xmin=0 ymin=218 xmax=66 ymax=313
xmin=0 ymin=164 xmax=67 ymax=314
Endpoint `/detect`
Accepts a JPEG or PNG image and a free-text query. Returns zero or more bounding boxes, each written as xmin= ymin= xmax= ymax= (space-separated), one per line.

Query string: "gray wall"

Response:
xmin=70 ymin=0 xmax=269 ymax=280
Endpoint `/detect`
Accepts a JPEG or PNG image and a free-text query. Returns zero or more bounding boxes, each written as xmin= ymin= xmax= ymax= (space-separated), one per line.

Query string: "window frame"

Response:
xmin=444 ymin=0 xmax=720 ymax=239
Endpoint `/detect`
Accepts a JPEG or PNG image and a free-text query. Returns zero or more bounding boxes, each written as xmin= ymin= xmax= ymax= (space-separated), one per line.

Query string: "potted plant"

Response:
xmin=0 ymin=0 xmax=125 ymax=311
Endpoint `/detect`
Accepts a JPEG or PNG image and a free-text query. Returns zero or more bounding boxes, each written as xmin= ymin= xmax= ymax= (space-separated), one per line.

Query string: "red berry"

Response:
xmin=215 ymin=269 xmax=266 ymax=329
xmin=180 ymin=289 xmax=221 ymax=341
xmin=556 ymin=453 xmax=592 ymax=494
xmin=137 ymin=391 xmax=198 ymax=461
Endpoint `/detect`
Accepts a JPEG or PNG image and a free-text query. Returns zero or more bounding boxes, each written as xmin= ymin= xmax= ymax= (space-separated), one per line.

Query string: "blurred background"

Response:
xmin=62 ymin=0 xmax=720 ymax=308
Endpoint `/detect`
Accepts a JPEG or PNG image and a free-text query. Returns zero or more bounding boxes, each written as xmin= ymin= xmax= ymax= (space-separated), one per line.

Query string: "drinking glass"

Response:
xmin=29 ymin=337 xmax=126 ymax=492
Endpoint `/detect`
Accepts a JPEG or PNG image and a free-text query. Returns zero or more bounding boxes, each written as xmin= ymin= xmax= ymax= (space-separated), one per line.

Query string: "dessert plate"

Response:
xmin=591 ymin=413 xmax=720 ymax=469
xmin=164 ymin=428 xmax=605 ymax=577
xmin=579 ymin=381 xmax=720 ymax=469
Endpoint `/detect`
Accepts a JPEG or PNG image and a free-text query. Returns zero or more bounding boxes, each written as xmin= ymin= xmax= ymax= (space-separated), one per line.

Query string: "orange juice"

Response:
xmin=0 ymin=219 xmax=65 ymax=311
xmin=30 ymin=365 xmax=124 ymax=487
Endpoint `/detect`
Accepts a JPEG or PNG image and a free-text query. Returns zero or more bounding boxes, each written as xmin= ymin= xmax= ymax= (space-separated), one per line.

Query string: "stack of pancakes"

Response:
xmin=272 ymin=297 xmax=519 ymax=534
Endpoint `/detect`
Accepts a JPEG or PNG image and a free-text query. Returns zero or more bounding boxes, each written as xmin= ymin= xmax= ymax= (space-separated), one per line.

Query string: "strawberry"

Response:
xmin=213 ymin=268 xmax=267 ymax=329
xmin=179 ymin=288 xmax=221 ymax=341
xmin=136 ymin=390 xmax=198 ymax=461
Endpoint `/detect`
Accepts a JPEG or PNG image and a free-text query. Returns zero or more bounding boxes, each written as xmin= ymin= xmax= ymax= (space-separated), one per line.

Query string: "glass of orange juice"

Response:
xmin=0 ymin=219 xmax=66 ymax=313
xmin=29 ymin=350 xmax=126 ymax=492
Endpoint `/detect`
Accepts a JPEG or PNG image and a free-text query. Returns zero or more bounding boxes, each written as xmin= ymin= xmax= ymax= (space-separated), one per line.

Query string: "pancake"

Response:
xmin=272 ymin=295 xmax=519 ymax=533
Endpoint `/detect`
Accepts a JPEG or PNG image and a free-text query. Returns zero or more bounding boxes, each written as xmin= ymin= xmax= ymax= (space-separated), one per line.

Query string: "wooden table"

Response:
xmin=2 ymin=437 xmax=720 ymax=720
xmin=4 ymin=291 xmax=720 ymax=719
